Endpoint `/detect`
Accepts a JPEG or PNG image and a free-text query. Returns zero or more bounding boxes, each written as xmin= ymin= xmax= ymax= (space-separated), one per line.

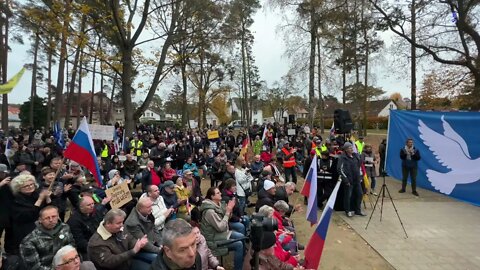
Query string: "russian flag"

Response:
xmin=304 ymin=180 xmax=341 ymax=269
xmin=300 ymin=154 xmax=318 ymax=225
xmin=64 ymin=117 xmax=103 ymax=187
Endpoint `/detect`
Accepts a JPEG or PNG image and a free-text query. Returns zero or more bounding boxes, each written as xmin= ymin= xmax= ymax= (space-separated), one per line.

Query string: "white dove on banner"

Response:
xmin=418 ymin=116 xmax=480 ymax=194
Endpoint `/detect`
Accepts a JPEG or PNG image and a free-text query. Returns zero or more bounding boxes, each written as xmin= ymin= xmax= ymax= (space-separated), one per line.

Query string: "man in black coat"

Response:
xmin=67 ymin=195 xmax=108 ymax=259
xmin=255 ymin=180 xmax=276 ymax=212
xmin=337 ymin=142 xmax=364 ymax=217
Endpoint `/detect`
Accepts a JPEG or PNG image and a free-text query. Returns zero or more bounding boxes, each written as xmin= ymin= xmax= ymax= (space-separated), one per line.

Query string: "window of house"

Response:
xmin=254 ymin=110 xmax=258 ymax=115
xmin=389 ymin=104 xmax=394 ymax=109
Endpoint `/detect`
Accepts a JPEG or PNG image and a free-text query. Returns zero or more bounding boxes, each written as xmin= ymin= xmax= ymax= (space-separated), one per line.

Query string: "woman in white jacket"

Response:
xmin=234 ymin=156 xmax=253 ymax=213
xmin=140 ymin=184 xmax=175 ymax=231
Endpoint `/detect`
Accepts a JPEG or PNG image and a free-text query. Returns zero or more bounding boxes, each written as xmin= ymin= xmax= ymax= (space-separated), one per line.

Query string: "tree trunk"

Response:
xmin=55 ymin=0 xmax=72 ymax=123
xmin=122 ymin=48 xmax=135 ymax=135
xmin=89 ymin=37 xmax=98 ymax=124
xmin=308 ymin=7 xmax=316 ymax=127
xmin=317 ymin=36 xmax=324 ymax=133
xmin=30 ymin=33 xmax=40 ymax=128
xmin=353 ymin=0 xmax=360 ymax=84
xmin=107 ymin=73 xmax=117 ymax=125
xmin=99 ymin=54 xmax=104 ymax=124
xmin=0 ymin=8 xmax=9 ymax=132
xmin=410 ymin=0 xmax=417 ymax=110
xmin=181 ymin=62 xmax=188 ymax=127
xmin=362 ymin=0 xmax=368 ymax=136
xmin=46 ymin=49 xmax=53 ymax=127
xmin=241 ymin=22 xmax=250 ymax=125
xmin=76 ymin=51 xmax=84 ymax=127
xmin=65 ymin=15 xmax=86 ymax=128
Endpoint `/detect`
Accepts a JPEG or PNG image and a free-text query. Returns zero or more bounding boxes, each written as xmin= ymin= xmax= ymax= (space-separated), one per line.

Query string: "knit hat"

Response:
xmin=343 ymin=142 xmax=353 ymax=150
xmin=163 ymin=180 xmax=175 ymax=189
xmin=264 ymin=180 xmax=275 ymax=190
xmin=260 ymin=231 xmax=277 ymax=250
xmin=108 ymin=169 xmax=119 ymax=180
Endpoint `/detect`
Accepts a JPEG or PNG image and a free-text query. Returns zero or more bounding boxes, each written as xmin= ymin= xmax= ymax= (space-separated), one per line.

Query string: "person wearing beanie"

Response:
xmin=255 ymin=180 xmax=276 ymax=212
xmin=337 ymin=141 xmax=364 ymax=217
xmin=257 ymin=231 xmax=300 ymax=270
xmin=106 ymin=169 xmax=131 ymax=188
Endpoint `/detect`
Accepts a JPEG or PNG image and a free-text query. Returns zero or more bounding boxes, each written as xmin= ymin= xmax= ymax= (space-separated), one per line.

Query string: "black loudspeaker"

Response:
xmin=334 ymin=109 xmax=353 ymax=134
xmin=288 ymin=115 xmax=295 ymax=124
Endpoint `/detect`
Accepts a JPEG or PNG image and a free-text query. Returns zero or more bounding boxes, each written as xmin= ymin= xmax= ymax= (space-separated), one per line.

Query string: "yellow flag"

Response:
xmin=0 ymin=67 xmax=26 ymax=94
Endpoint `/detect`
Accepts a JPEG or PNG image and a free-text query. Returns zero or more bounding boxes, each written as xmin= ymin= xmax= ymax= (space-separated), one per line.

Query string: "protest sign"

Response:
xmin=105 ymin=182 xmax=132 ymax=209
xmin=207 ymin=130 xmax=220 ymax=139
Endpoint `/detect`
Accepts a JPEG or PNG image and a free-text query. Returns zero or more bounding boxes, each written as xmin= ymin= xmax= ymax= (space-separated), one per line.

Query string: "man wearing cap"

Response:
xmin=280 ymin=142 xmax=298 ymax=184
xmin=129 ymin=135 xmax=143 ymax=158
xmin=355 ymin=135 xmax=365 ymax=154
xmin=337 ymin=142 xmax=365 ymax=217
xmin=255 ymin=180 xmax=276 ymax=212
xmin=160 ymin=180 xmax=180 ymax=211
xmin=257 ymin=231 xmax=300 ymax=270
xmin=183 ymin=169 xmax=202 ymax=206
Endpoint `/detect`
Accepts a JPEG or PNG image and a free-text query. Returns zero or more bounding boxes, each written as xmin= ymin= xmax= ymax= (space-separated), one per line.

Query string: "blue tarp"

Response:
xmin=386 ymin=110 xmax=480 ymax=205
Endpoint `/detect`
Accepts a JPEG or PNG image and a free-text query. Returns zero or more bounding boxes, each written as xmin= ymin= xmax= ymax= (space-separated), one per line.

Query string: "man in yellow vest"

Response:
xmin=130 ymin=135 xmax=143 ymax=157
xmin=280 ymin=141 xmax=298 ymax=185
xmin=355 ymin=135 xmax=365 ymax=154
xmin=313 ymin=139 xmax=328 ymax=157
xmin=100 ymin=141 xmax=109 ymax=161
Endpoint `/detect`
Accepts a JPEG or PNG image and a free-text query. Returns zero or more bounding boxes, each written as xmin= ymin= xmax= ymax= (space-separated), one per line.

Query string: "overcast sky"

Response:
xmin=4 ymin=4 xmax=416 ymax=105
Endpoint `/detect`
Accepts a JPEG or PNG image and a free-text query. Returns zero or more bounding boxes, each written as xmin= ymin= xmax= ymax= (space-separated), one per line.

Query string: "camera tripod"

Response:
xmin=365 ymin=173 xmax=408 ymax=238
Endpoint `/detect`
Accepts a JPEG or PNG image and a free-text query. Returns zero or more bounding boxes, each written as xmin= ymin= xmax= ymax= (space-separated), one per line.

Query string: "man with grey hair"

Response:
xmin=53 ymin=245 xmax=96 ymax=270
xmin=87 ymin=209 xmax=149 ymax=270
xmin=150 ymin=219 xmax=202 ymax=270
xmin=274 ymin=182 xmax=303 ymax=217
xmin=124 ymin=197 xmax=162 ymax=254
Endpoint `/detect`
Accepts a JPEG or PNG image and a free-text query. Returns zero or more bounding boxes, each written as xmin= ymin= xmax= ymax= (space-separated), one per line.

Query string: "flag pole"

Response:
xmin=48 ymin=157 xmax=66 ymax=192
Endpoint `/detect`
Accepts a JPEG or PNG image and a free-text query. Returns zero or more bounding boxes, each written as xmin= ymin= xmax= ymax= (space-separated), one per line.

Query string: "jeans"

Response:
xmin=402 ymin=166 xmax=417 ymax=192
xmin=229 ymin=216 xmax=250 ymax=235
xmin=229 ymin=221 xmax=245 ymax=235
xmin=131 ymin=252 xmax=158 ymax=270
xmin=238 ymin=196 xmax=246 ymax=214
xmin=343 ymin=181 xmax=362 ymax=214
xmin=371 ymin=176 xmax=377 ymax=190
xmin=227 ymin=231 xmax=245 ymax=270
xmin=284 ymin=167 xmax=297 ymax=184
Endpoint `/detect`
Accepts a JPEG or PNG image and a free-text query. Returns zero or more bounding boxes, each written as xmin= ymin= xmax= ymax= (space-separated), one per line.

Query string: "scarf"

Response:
xmin=405 ymin=146 xmax=414 ymax=160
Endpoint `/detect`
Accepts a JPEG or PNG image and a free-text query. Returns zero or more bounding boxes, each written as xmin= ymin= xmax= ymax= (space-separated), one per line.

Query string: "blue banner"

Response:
xmin=386 ymin=110 xmax=480 ymax=205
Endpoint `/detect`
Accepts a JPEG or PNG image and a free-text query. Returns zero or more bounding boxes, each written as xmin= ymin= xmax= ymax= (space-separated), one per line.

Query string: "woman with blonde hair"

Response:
xmin=8 ymin=174 xmax=51 ymax=255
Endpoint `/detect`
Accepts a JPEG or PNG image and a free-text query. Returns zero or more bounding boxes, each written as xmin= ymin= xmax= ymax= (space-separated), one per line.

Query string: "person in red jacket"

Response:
xmin=161 ymin=162 xmax=176 ymax=183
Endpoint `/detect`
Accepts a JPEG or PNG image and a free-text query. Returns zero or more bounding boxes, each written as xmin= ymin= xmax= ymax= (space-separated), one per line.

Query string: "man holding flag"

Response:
xmin=63 ymin=117 xmax=103 ymax=187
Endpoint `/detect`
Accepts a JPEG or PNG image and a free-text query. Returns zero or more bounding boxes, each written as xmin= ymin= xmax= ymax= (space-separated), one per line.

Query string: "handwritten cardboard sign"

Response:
xmin=105 ymin=182 xmax=132 ymax=209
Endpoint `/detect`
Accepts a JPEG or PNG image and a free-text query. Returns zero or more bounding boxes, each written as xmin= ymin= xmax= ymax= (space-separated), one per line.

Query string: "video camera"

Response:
xmin=250 ymin=214 xmax=278 ymax=270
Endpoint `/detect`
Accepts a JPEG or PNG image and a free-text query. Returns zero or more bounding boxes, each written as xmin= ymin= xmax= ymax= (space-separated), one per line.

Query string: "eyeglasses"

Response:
xmin=59 ymin=255 xmax=80 ymax=266
xmin=21 ymin=183 xmax=35 ymax=189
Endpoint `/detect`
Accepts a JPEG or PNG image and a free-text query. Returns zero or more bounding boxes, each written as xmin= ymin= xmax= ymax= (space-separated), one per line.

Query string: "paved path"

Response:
xmin=339 ymin=177 xmax=480 ymax=270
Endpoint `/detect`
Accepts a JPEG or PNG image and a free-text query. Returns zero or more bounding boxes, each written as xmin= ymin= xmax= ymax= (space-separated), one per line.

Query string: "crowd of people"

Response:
xmin=0 ymin=122 xmax=391 ymax=270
